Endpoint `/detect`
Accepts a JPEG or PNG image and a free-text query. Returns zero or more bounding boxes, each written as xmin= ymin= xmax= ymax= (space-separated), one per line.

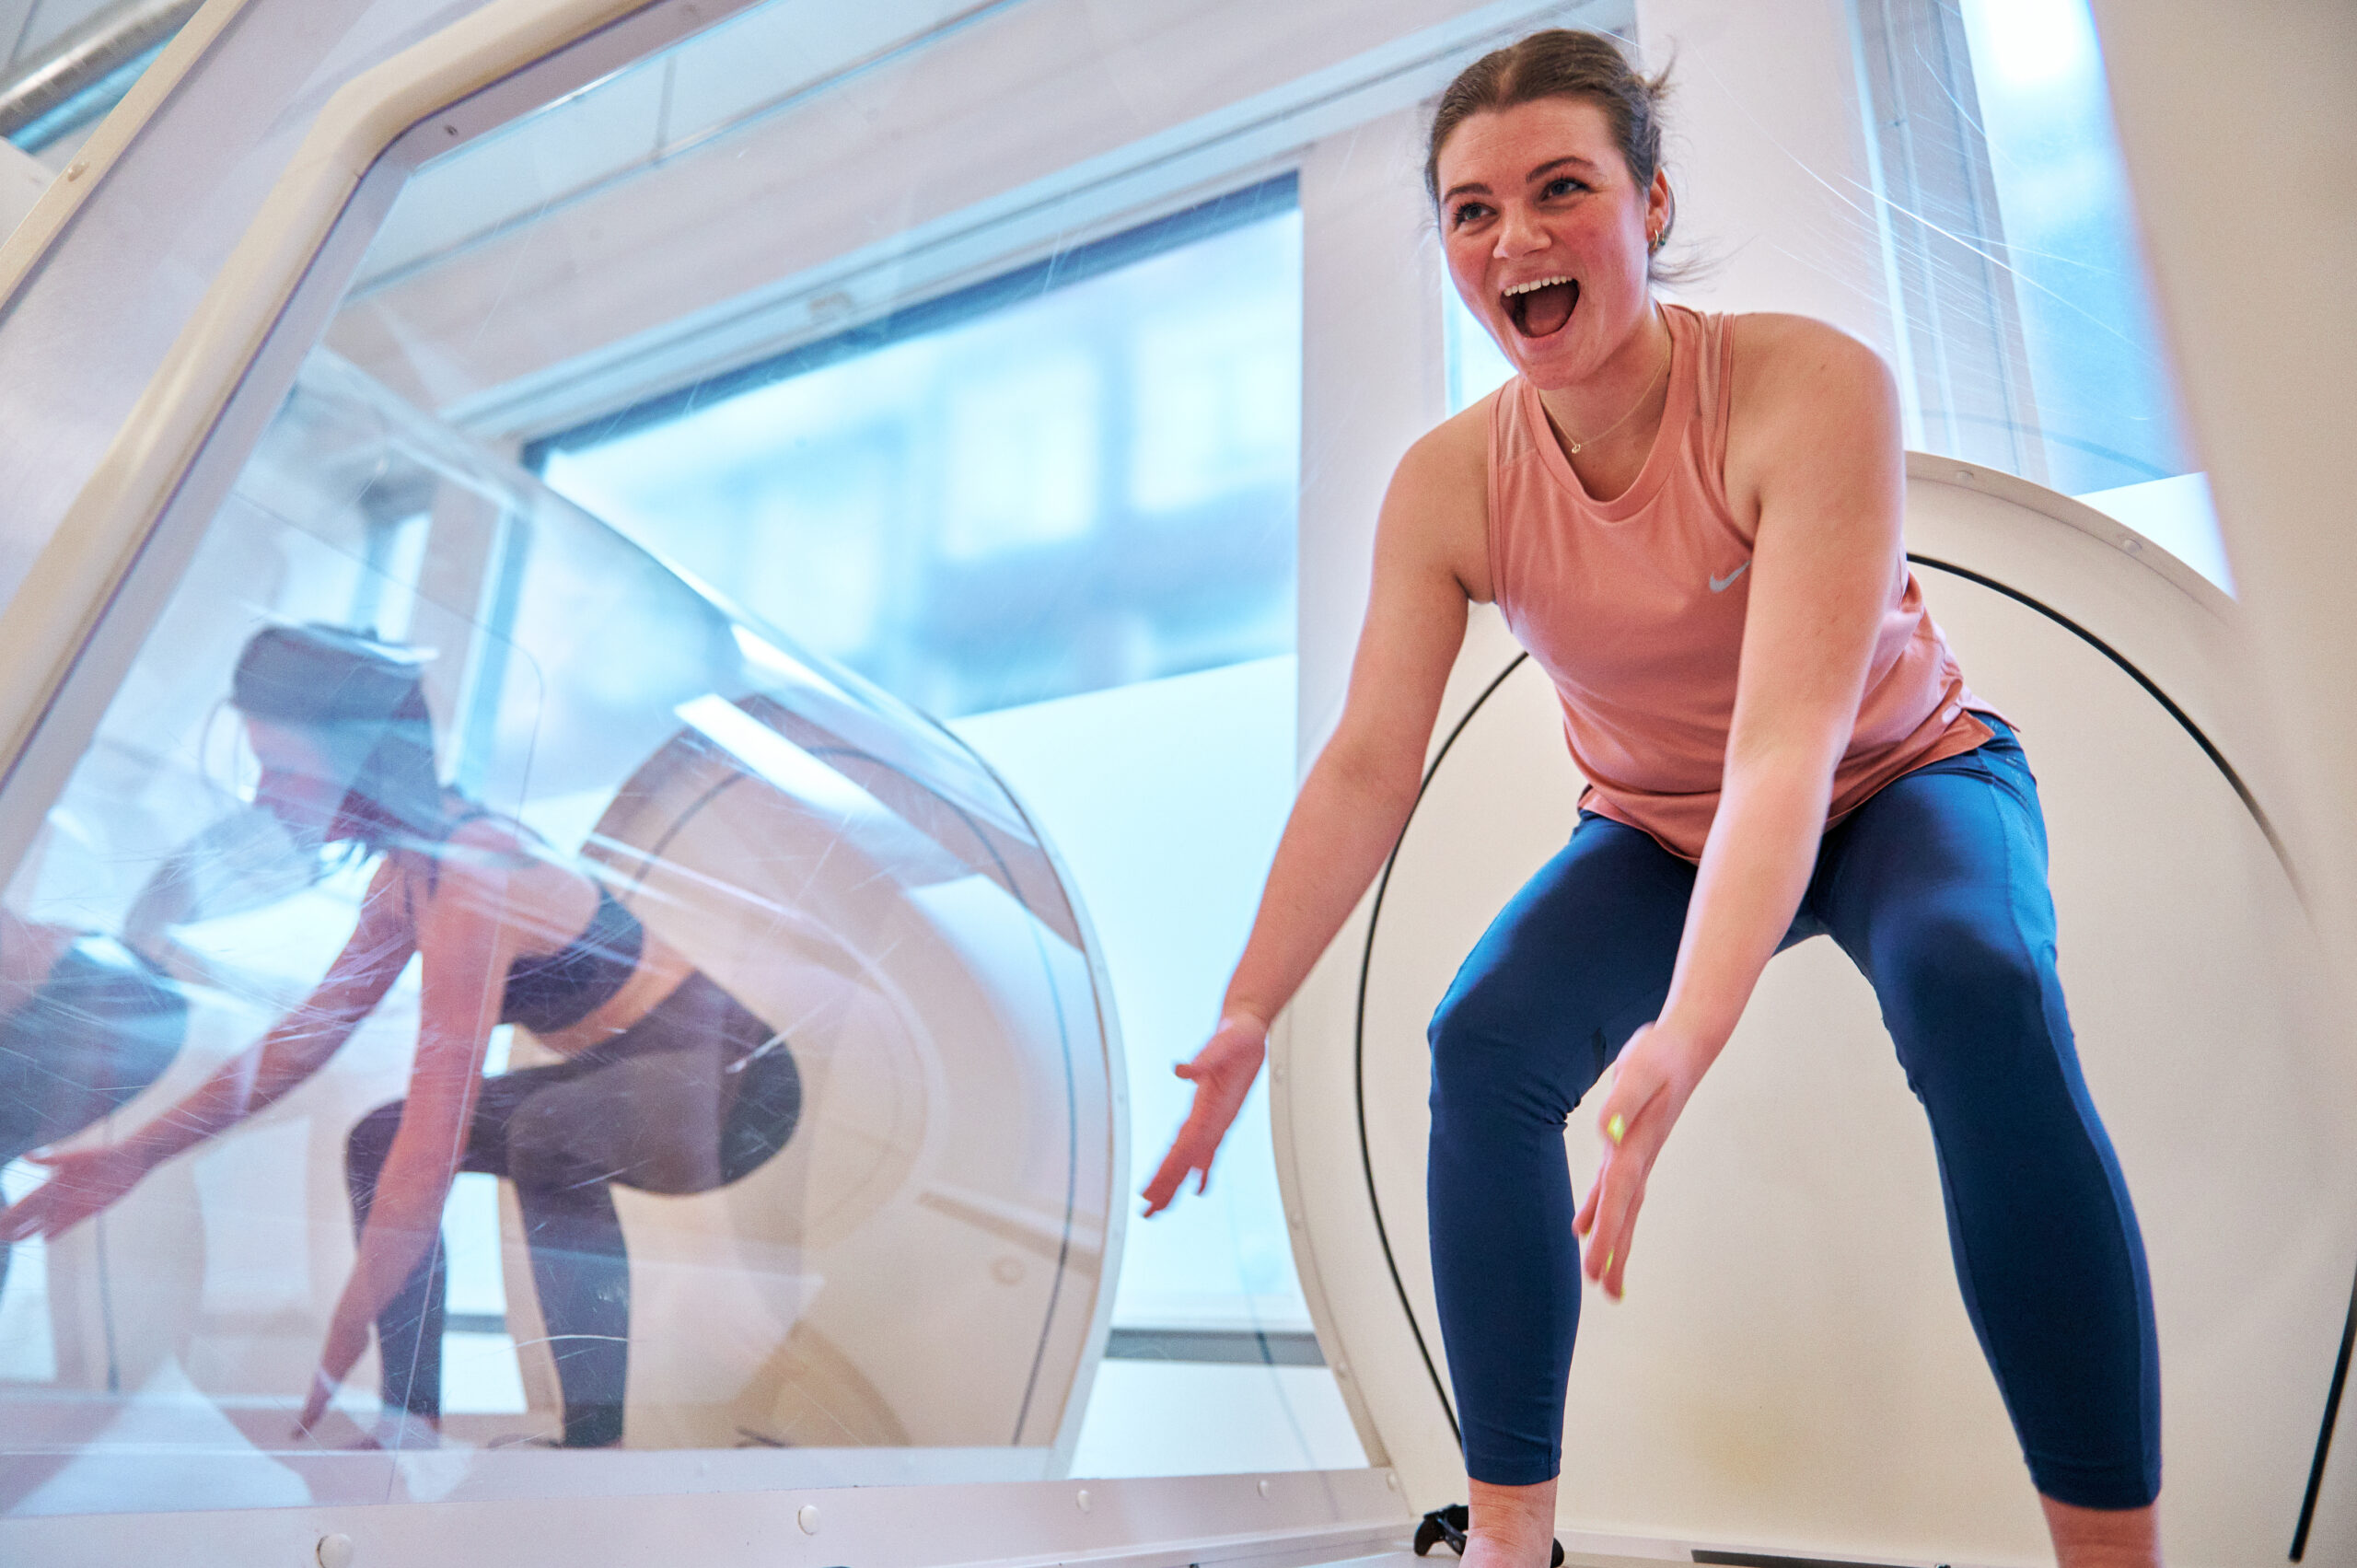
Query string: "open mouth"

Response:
xmin=1504 ymin=275 xmax=1578 ymax=339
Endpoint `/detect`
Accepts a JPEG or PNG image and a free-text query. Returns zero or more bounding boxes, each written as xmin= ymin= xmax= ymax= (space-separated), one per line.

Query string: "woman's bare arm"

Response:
xmin=1577 ymin=315 xmax=1906 ymax=1295
xmin=1143 ymin=408 xmax=1489 ymax=1214
xmin=302 ymin=836 xmax=517 ymax=1423
xmin=0 ymin=859 xmax=420 ymax=1241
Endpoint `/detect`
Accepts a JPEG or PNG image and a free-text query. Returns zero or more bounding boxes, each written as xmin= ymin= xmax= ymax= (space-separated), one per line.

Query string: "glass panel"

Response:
xmin=531 ymin=183 xmax=1355 ymax=1479
xmin=0 ymin=346 xmax=1114 ymax=1512
xmin=537 ymin=196 xmax=1301 ymax=719
xmin=1851 ymin=0 xmax=2228 ymax=588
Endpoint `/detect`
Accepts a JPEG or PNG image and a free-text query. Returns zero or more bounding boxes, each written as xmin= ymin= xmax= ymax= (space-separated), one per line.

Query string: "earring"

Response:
xmin=1647 ymin=228 xmax=1666 ymax=253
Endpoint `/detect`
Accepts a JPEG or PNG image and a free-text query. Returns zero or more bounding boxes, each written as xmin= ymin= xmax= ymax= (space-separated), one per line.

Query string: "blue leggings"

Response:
xmin=1424 ymin=722 xmax=2161 ymax=1508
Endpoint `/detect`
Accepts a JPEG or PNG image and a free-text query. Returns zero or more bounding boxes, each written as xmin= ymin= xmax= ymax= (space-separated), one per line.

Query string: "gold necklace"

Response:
xmin=1561 ymin=322 xmax=1673 ymax=455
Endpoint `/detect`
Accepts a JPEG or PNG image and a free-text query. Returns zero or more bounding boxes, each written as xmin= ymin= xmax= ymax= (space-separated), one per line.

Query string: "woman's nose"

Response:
xmin=1492 ymin=203 xmax=1545 ymax=260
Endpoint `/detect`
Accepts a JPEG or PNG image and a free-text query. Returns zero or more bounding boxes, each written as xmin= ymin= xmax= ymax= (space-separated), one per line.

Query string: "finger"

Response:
xmin=0 ymin=1198 xmax=55 ymax=1242
xmin=1587 ymin=1136 xmax=1660 ymax=1292
xmin=1584 ymin=1151 xmax=1643 ymax=1283
xmin=1141 ymin=1150 xmax=1195 ymax=1214
xmin=1599 ymin=1184 xmax=1647 ymax=1298
xmin=1598 ymin=1063 xmax=1666 ymax=1146
xmin=1174 ymin=1061 xmax=1201 ymax=1081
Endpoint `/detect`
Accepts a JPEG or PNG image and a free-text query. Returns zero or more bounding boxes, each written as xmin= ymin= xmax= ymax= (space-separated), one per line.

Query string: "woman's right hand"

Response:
xmin=1141 ymin=1013 xmax=1270 ymax=1215
xmin=0 ymin=1145 xmax=149 ymax=1242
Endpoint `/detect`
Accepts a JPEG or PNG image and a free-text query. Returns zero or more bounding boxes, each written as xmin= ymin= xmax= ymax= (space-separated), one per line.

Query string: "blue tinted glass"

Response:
xmin=543 ymin=207 xmax=1303 ymax=719
xmin=1446 ymin=285 xmax=1517 ymax=414
xmin=1957 ymin=0 xmax=2189 ymax=495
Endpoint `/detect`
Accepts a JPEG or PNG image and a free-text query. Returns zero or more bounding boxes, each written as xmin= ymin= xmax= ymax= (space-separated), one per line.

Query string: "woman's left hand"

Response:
xmin=295 ymin=1315 xmax=372 ymax=1435
xmin=1574 ymin=1021 xmax=1713 ymax=1299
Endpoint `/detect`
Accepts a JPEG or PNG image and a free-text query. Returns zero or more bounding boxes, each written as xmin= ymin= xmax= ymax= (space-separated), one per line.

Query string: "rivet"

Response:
xmin=1954 ymin=468 xmax=1972 ymax=482
xmin=316 ymin=1535 xmax=355 ymax=1568
xmin=797 ymin=1504 xmax=820 ymax=1535
xmin=1075 ymin=1488 xmax=1092 ymax=1513
xmin=64 ymin=161 xmax=87 ymax=181
xmin=1386 ymin=1470 xmax=1401 ymax=1490
xmin=2119 ymin=535 xmax=2142 ymax=554
xmin=1258 ymin=1479 xmax=1272 ymax=1499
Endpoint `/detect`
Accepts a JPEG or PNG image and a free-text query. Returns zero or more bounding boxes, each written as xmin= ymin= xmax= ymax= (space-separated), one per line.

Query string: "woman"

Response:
xmin=0 ymin=623 xmax=803 ymax=1448
xmin=1142 ymin=31 xmax=2161 ymax=1568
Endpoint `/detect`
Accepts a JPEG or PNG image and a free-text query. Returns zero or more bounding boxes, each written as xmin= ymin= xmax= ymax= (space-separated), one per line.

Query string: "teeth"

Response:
xmin=1504 ymin=275 xmax=1573 ymax=296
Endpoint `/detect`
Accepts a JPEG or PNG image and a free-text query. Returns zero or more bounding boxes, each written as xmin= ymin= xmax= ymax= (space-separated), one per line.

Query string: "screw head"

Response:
xmin=1075 ymin=1488 xmax=1092 ymax=1513
xmin=1257 ymin=1479 xmax=1272 ymax=1499
xmin=797 ymin=1504 xmax=820 ymax=1535
xmin=316 ymin=1535 xmax=355 ymax=1568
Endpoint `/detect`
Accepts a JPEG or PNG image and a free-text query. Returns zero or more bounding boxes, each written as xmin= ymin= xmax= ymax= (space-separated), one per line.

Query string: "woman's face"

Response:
xmin=243 ymin=717 xmax=348 ymax=842
xmin=1434 ymin=97 xmax=1670 ymax=389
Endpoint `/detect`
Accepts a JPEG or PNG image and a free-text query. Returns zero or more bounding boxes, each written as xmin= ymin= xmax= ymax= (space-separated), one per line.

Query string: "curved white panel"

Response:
xmin=1303 ymin=465 xmax=2357 ymax=1564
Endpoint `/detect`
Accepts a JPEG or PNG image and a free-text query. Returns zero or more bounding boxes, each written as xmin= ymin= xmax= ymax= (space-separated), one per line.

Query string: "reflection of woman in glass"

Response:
xmin=1 ymin=625 xmax=803 ymax=1447
xmin=0 ymin=912 xmax=187 ymax=1291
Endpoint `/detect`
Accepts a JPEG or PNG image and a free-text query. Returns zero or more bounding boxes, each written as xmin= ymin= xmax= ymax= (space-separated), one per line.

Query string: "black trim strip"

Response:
xmin=1353 ymin=654 xmax=1529 ymax=1452
xmin=2293 ymin=1266 xmax=2357 ymax=1560
xmin=1353 ymin=561 xmax=2311 ymax=1502
xmin=1906 ymin=555 xmax=2293 ymax=879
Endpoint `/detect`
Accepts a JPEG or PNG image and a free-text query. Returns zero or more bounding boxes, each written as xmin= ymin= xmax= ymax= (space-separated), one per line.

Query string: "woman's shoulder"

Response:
xmin=440 ymin=813 xmax=546 ymax=881
xmin=1724 ymin=312 xmax=1898 ymax=443
xmin=1398 ymin=386 xmax=1499 ymax=493
xmin=1723 ymin=311 xmax=1892 ymax=389
xmin=1720 ymin=311 xmax=1903 ymax=513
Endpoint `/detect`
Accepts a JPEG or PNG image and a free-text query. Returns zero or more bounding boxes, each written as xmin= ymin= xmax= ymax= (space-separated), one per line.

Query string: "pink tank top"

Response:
xmin=1485 ymin=304 xmax=1991 ymax=863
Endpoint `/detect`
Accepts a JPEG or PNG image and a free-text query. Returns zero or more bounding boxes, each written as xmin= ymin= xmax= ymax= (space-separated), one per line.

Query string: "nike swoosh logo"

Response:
xmin=1709 ymin=561 xmax=1750 ymax=593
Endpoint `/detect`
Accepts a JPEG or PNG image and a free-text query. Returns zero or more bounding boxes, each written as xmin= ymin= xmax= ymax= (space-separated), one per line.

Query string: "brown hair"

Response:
xmin=1424 ymin=29 xmax=1679 ymax=275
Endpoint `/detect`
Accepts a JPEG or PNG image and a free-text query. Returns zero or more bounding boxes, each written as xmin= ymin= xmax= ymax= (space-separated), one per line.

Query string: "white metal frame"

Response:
xmin=0 ymin=1468 xmax=1412 ymax=1568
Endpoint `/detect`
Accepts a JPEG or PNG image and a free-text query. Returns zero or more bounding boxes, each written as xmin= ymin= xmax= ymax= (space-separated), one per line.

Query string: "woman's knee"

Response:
xmin=1875 ymin=905 xmax=2062 ymax=1086
xmin=505 ymin=1088 xmax=609 ymax=1192
xmin=1426 ymin=982 xmax=1589 ymax=1133
xmin=344 ymin=1100 xmax=405 ymax=1185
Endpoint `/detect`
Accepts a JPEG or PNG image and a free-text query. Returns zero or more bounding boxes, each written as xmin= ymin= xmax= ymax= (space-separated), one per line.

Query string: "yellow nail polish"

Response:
xmin=1602 ymin=1248 xmax=1614 ymax=1275
xmin=1606 ymin=1112 xmax=1626 ymax=1145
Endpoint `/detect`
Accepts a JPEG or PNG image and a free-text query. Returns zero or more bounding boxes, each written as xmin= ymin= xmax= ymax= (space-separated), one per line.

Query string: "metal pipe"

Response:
xmin=0 ymin=0 xmax=203 ymax=144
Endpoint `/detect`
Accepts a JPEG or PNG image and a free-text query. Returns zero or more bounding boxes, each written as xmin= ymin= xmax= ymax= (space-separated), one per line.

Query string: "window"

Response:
xmin=539 ymin=180 xmax=1302 ymax=721
xmin=538 ymin=182 xmax=1361 ymax=1477
xmin=1855 ymin=0 xmax=2228 ymax=587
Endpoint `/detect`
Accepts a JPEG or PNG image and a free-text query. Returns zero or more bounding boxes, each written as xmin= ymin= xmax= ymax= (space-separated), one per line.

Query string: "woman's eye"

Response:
xmin=1450 ymin=201 xmax=1491 ymax=227
xmin=1543 ymin=176 xmax=1588 ymax=199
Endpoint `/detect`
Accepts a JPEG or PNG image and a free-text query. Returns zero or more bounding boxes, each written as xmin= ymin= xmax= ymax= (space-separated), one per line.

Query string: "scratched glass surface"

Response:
xmin=0 ymin=347 xmax=1115 ymax=1513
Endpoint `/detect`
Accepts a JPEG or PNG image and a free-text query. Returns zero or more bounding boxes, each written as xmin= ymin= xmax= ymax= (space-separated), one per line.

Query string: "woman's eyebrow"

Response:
xmin=1527 ymin=155 xmax=1602 ymax=183
xmin=1441 ymin=180 xmax=1491 ymax=203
